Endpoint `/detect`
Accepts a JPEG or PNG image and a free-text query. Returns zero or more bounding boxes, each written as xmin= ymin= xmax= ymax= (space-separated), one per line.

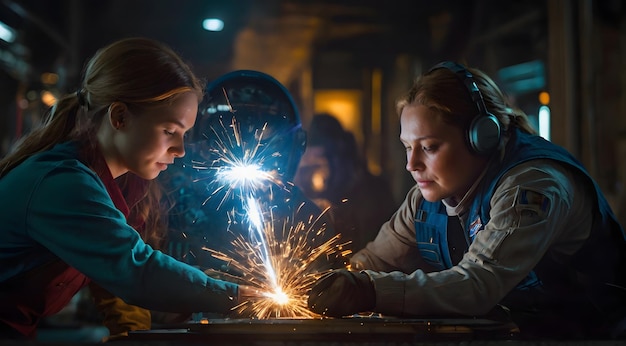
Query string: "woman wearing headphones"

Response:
xmin=307 ymin=62 xmax=626 ymax=340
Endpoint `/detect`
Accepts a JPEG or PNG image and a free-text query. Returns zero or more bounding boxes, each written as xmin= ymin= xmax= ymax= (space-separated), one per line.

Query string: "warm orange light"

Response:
xmin=313 ymin=89 xmax=362 ymax=144
xmin=41 ymin=73 xmax=58 ymax=85
xmin=311 ymin=170 xmax=326 ymax=192
xmin=371 ymin=69 xmax=382 ymax=135
xmin=41 ymin=90 xmax=57 ymax=107
xmin=538 ymin=91 xmax=550 ymax=105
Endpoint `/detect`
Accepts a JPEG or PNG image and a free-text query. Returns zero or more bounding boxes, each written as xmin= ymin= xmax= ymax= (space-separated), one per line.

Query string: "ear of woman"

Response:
xmin=108 ymin=102 xmax=128 ymax=130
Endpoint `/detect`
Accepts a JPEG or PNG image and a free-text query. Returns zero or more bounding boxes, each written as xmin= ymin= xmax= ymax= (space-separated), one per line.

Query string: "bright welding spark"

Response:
xmin=215 ymin=163 xmax=269 ymax=192
xmin=191 ymin=116 xmax=287 ymax=211
xmin=264 ymin=289 xmax=289 ymax=305
xmin=204 ymin=204 xmax=352 ymax=319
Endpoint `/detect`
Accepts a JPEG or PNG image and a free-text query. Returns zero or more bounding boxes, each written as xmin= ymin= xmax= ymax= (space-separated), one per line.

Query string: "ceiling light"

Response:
xmin=0 ymin=20 xmax=16 ymax=43
xmin=203 ymin=18 xmax=224 ymax=32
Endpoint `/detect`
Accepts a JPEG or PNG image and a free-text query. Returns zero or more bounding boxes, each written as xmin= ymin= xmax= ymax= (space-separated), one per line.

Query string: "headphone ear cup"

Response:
xmin=467 ymin=112 xmax=501 ymax=155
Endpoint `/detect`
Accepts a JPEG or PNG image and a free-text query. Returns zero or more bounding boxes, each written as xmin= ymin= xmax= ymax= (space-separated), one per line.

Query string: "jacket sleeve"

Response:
xmin=27 ymin=161 xmax=240 ymax=313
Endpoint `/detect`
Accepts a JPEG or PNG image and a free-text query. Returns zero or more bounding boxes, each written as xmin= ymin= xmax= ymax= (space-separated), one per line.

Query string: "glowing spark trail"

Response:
xmin=204 ymin=204 xmax=351 ymax=319
xmin=245 ymin=196 xmax=278 ymax=289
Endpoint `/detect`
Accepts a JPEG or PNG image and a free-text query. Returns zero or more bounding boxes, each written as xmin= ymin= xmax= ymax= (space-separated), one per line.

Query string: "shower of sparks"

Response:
xmin=204 ymin=202 xmax=352 ymax=319
xmin=185 ymin=91 xmax=351 ymax=318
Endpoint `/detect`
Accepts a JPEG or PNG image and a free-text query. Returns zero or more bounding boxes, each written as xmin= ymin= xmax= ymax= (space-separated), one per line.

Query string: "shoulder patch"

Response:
xmin=515 ymin=188 xmax=551 ymax=224
xmin=518 ymin=189 xmax=550 ymax=212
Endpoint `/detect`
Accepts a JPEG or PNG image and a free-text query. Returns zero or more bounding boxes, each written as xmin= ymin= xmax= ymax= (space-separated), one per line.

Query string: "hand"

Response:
xmin=307 ymin=269 xmax=376 ymax=317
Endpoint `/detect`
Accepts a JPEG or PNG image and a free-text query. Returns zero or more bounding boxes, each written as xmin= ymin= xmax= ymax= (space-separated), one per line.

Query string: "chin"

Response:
xmin=147 ymin=172 xmax=161 ymax=180
xmin=421 ymin=195 xmax=441 ymax=203
xmin=420 ymin=190 xmax=443 ymax=203
xmin=135 ymin=170 xmax=159 ymax=180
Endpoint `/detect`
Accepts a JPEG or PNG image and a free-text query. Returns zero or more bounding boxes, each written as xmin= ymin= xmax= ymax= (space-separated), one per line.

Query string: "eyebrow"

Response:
xmin=400 ymin=135 xmax=437 ymax=142
xmin=166 ymin=119 xmax=191 ymax=130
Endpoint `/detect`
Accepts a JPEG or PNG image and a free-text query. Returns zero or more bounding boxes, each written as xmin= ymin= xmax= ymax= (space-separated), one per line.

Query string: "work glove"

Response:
xmin=307 ymin=269 xmax=376 ymax=317
xmin=204 ymin=268 xmax=247 ymax=285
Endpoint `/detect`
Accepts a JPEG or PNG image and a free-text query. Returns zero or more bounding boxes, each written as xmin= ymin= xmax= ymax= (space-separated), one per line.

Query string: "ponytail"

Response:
xmin=0 ymin=93 xmax=84 ymax=178
xmin=1 ymin=37 xmax=204 ymax=251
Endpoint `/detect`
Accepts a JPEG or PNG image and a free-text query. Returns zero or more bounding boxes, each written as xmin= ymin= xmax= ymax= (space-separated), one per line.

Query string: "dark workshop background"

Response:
xmin=1 ymin=0 xmax=625 ymax=250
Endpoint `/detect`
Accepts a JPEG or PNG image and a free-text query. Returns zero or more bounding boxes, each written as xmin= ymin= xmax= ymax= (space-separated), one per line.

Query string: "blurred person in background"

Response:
xmin=294 ymin=113 xmax=396 ymax=253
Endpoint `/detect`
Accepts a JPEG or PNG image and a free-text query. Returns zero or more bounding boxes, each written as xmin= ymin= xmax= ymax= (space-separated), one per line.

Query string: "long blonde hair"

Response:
xmin=0 ymin=37 xmax=204 ymax=247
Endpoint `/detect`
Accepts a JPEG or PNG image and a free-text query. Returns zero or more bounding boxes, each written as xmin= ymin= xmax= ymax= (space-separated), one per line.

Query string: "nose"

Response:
xmin=405 ymin=149 xmax=424 ymax=172
xmin=175 ymin=146 xmax=186 ymax=158
xmin=172 ymin=135 xmax=186 ymax=158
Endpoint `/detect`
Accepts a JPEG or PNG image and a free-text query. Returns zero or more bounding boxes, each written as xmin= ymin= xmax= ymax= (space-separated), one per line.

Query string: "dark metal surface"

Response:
xmin=128 ymin=316 xmax=520 ymax=343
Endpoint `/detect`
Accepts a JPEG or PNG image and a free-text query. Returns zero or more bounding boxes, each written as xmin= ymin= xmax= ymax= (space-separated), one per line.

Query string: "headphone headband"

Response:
xmin=427 ymin=61 xmax=501 ymax=155
xmin=428 ymin=61 xmax=490 ymax=119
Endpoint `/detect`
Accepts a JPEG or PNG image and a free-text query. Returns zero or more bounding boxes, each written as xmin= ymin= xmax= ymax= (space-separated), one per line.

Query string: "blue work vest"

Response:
xmin=414 ymin=129 xmax=626 ymax=292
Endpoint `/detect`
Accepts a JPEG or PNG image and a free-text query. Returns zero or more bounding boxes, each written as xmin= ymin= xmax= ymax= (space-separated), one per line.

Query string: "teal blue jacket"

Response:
xmin=0 ymin=141 xmax=238 ymax=337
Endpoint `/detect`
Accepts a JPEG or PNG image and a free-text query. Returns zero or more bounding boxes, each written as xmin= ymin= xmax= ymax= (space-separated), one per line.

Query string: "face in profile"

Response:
xmin=115 ymin=92 xmax=198 ymax=180
xmin=400 ymin=104 xmax=488 ymax=204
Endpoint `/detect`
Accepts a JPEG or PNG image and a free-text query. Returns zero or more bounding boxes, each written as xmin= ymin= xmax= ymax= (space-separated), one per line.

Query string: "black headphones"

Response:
xmin=427 ymin=61 xmax=501 ymax=155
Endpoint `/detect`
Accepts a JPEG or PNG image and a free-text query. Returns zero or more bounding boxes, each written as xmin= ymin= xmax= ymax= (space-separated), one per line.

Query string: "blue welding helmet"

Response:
xmin=189 ymin=70 xmax=306 ymax=184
